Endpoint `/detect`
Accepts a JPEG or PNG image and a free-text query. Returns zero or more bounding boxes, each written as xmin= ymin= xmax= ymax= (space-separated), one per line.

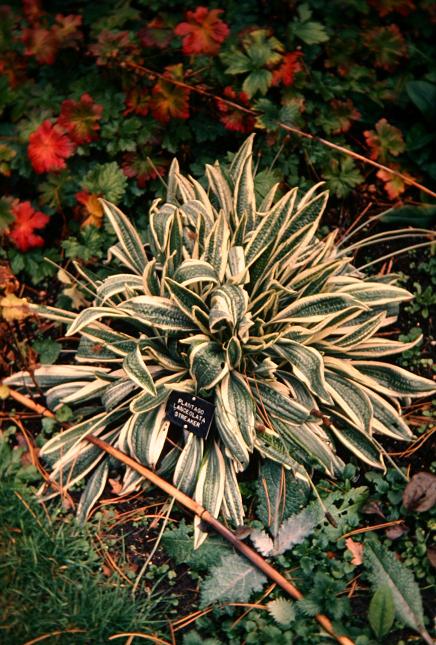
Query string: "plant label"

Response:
xmin=166 ymin=391 xmax=214 ymax=439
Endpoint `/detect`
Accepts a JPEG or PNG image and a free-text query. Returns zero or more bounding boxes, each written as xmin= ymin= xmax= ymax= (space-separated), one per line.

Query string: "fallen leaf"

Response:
xmin=402 ymin=472 xmax=436 ymax=512
xmin=0 ymin=293 xmax=30 ymax=321
xmin=345 ymin=537 xmax=364 ymax=565
xmin=108 ymin=478 xmax=123 ymax=495
xmin=427 ymin=546 xmax=436 ymax=569
xmin=362 ymin=500 xmax=385 ymax=519
xmin=385 ymin=522 xmax=409 ymax=540
xmin=0 ymin=384 xmax=10 ymax=399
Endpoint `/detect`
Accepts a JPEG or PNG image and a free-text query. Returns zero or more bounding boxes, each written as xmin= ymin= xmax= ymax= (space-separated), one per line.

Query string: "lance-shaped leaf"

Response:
xmin=250 ymin=379 xmax=310 ymax=424
xmin=173 ymin=259 xmax=219 ymax=287
xmin=270 ymin=293 xmax=365 ymax=325
xmin=165 ymin=277 xmax=209 ymax=321
xmin=325 ymin=369 xmax=373 ymax=434
xmin=96 ymin=274 xmax=144 ymax=304
xmin=49 ymin=428 xmax=118 ymax=492
xmin=216 ymin=374 xmax=251 ymax=468
xmin=351 ymin=361 xmax=436 ymax=398
xmin=338 ymin=282 xmax=413 ymax=306
xmin=194 ymin=442 xmax=226 ymax=549
xmin=76 ymin=458 xmax=109 ymax=524
xmin=364 ymin=537 xmax=433 ymax=645
xmin=275 ymin=419 xmax=345 ymax=476
xmin=361 ymin=386 xmax=413 ymax=441
xmin=189 ymin=340 xmax=229 ymax=391
xmin=123 ymin=344 xmax=157 ymax=396
xmin=274 ymin=341 xmax=332 ymax=405
xmin=233 ymin=151 xmax=256 ymax=232
xmin=245 ymin=187 xmax=298 ymax=267
xmin=203 ymin=210 xmax=230 ymax=281
xmin=173 ymin=433 xmax=204 ymax=495
xmin=257 ymin=459 xmax=309 ymax=537
xmin=222 ymin=457 xmax=245 ymax=527
xmin=130 ymin=373 xmax=185 ymax=413
xmin=120 ymin=296 xmax=198 ymax=333
xmin=209 ymin=284 xmax=249 ymax=332
xmin=100 ymin=199 xmax=147 ymax=274
xmin=65 ymin=306 xmax=128 ymax=337
xmin=334 ymin=312 xmax=386 ymax=349
xmin=329 ymin=411 xmax=385 ymax=470
xmin=205 ymin=162 xmax=232 ymax=216
xmin=128 ymin=404 xmax=169 ymax=469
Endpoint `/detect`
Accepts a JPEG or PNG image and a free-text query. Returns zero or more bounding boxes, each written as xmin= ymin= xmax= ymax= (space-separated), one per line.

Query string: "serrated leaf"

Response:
xmin=364 ymin=537 xmax=432 ymax=644
xmin=272 ymin=506 xmax=318 ymax=555
xmin=267 ymin=598 xmax=296 ymax=626
xmin=200 ymin=553 xmax=267 ymax=606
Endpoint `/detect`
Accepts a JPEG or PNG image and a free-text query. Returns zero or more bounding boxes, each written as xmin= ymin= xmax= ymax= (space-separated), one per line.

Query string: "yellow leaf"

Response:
xmin=0 ymin=384 xmax=10 ymax=399
xmin=0 ymin=293 xmax=30 ymax=321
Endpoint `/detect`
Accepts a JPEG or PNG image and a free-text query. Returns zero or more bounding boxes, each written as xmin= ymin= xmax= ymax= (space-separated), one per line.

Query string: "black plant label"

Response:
xmin=166 ymin=391 xmax=214 ymax=439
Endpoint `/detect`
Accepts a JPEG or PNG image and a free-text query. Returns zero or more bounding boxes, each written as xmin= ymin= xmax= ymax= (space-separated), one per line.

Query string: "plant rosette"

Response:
xmin=6 ymin=136 xmax=435 ymax=546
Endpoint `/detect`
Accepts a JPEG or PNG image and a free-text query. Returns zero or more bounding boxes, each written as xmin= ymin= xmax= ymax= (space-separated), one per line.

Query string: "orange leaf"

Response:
xmin=150 ymin=64 xmax=190 ymax=123
xmin=345 ymin=537 xmax=364 ymax=565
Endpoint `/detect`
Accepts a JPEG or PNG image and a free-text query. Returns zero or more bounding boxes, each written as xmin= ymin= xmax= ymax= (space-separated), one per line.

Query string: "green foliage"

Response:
xmin=368 ymin=585 xmax=395 ymax=638
xmin=364 ymin=536 xmax=433 ymax=644
xmin=290 ymin=4 xmax=330 ymax=45
xmin=200 ymin=553 xmax=267 ymax=606
xmin=0 ymin=434 xmax=177 ymax=644
xmin=82 ymin=162 xmax=128 ymax=202
xmin=32 ymin=337 xmax=62 ymax=364
xmin=5 ymin=138 xmax=434 ymax=539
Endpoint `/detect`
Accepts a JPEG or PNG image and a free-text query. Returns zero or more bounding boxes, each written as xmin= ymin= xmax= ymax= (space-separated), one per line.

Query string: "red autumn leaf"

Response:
xmin=363 ymin=24 xmax=407 ymax=70
xmin=52 ymin=14 xmax=83 ymax=49
xmin=376 ymin=168 xmax=407 ymax=200
xmin=272 ymin=51 xmax=303 ymax=87
xmin=329 ymin=99 xmax=361 ymax=134
xmin=216 ymin=86 xmax=255 ymax=133
xmin=28 ymin=119 xmax=76 ymax=173
xmin=23 ymin=0 xmax=45 ymax=25
xmin=124 ymin=87 xmax=150 ymax=117
xmin=88 ymin=30 xmax=138 ymax=66
xmin=150 ymin=64 xmax=190 ymax=123
xmin=8 ymin=200 xmax=49 ymax=252
xmin=122 ymin=151 xmax=167 ymax=188
xmin=363 ymin=118 xmax=405 ymax=162
xmin=57 ymin=93 xmax=104 ymax=144
xmin=21 ymin=26 xmax=58 ymax=64
xmin=368 ymin=0 xmax=415 ymax=17
xmin=174 ymin=6 xmax=230 ymax=55
xmin=139 ymin=17 xmax=173 ymax=49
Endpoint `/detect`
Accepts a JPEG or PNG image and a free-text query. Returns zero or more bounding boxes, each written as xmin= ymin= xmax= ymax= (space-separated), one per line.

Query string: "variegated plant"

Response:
xmin=6 ymin=136 xmax=434 ymax=546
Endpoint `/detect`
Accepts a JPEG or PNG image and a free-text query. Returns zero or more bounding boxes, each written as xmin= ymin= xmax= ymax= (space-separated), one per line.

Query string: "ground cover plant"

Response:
xmin=0 ymin=1 xmax=435 ymax=643
xmin=1 ymin=0 xmax=436 ymax=288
